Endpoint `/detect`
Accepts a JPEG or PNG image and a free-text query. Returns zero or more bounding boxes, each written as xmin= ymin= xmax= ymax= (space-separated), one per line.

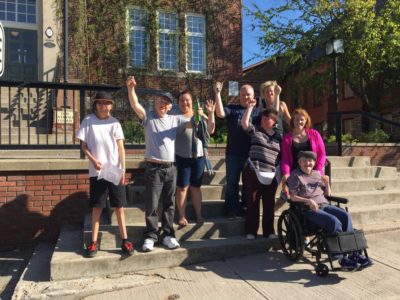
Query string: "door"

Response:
xmin=4 ymin=28 xmax=37 ymax=81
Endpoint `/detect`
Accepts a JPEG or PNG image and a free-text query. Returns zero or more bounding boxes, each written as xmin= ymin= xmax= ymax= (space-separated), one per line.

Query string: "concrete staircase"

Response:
xmin=49 ymin=156 xmax=400 ymax=281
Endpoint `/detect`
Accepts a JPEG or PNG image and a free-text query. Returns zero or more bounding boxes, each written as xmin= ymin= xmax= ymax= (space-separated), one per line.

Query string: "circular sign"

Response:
xmin=45 ymin=27 xmax=53 ymax=38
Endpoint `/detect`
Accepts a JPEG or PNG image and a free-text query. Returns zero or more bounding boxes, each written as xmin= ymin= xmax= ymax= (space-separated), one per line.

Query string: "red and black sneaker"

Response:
xmin=121 ymin=240 xmax=134 ymax=255
xmin=86 ymin=241 xmax=98 ymax=258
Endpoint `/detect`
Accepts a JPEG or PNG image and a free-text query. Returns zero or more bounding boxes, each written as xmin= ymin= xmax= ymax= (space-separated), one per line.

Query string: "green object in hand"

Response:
xmin=194 ymin=99 xmax=201 ymax=124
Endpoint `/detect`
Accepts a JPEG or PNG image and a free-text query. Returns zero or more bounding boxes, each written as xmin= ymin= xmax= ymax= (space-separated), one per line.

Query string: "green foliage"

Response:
xmin=358 ymin=129 xmax=390 ymax=143
xmin=245 ymin=0 xmax=400 ymax=111
xmin=122 ymin=119 xmax=144 ymax=144
xmin=327 ymin=133 xmax=358 ymax=144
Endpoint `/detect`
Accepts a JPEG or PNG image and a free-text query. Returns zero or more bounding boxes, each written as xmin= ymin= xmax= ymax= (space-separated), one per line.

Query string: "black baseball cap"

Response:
xmin=297 ymin=151 xmax=317 ymax=161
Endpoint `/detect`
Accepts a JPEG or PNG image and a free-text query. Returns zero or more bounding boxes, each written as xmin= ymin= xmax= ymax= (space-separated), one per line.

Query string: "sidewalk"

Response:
xmin=7 ymin=229 xmax=400 ymax=300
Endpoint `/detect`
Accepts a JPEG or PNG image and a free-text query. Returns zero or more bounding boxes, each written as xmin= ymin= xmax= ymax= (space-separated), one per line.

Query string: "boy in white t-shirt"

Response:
xmin=76 ymin=91 xmax=133 ymax=257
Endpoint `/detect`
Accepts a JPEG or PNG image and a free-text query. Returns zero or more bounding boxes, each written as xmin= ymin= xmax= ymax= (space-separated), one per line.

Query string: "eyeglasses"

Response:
xmin=96 ymin=101 xmax=113 ymax=105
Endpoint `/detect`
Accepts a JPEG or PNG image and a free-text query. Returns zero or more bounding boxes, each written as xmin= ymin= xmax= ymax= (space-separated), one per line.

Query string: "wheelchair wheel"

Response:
xmin=315 ymin=263 xmax=329 ymax=277
xmin=278 ymin=209 xmax=304 ymax=261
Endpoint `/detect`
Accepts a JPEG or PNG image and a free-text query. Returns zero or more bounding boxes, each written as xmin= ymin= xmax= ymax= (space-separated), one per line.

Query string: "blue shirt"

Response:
xmin=224 ymin=104 xmax=262 ymax=156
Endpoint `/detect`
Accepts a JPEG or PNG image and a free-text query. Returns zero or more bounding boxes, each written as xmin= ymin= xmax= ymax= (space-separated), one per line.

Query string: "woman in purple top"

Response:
xmin=280 ymin=108 xmax=326 ymax=198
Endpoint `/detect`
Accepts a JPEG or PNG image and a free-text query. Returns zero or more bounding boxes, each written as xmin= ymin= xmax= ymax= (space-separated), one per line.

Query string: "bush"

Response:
xmin=122 ymin=120 xmax=144 ymax=144
xmin=358 ymin=129 xmax=390 ymax=143
xmin=327 ymin=133 xmax=358 ymax=144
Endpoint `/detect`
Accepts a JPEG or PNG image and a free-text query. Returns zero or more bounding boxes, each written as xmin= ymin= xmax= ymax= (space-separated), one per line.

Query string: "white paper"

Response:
xmin=97 ymin=162 xmax=123 ymax=185
xmin=228 ymin=81 xmax=239 ymax=96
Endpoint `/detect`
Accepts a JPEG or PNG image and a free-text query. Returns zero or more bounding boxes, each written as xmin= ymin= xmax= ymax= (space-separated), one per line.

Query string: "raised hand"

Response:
xmin=214 ymin=81 xmax=223 ymax=93
xmin=274 ymin=84 xmax=282 ymax=96
xmin=126 ymin=76 xmax=137 ymax=89
xmin=205 ymin=99 xmax=216 ymax=113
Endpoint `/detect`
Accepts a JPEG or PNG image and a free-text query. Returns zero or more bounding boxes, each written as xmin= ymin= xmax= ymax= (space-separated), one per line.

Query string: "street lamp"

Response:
xmin=326 ymin=38 xmax=344 ymax=155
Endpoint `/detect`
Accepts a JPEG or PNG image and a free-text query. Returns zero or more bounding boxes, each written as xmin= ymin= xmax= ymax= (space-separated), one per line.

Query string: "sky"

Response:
xmin=242 ymin=0 xmax=271 ymax=68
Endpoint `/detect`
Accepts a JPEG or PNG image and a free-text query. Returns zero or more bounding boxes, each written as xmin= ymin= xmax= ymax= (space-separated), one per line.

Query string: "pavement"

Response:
xmin=2 ymin=229 xmax=400 ymax=300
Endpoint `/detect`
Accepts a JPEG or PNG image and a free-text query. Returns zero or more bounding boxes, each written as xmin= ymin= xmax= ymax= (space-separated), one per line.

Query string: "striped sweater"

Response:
xmin=245 ymin=124 xmax=281 ymax=172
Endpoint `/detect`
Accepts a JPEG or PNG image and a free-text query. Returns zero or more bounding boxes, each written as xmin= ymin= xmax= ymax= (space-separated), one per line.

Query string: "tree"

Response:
xmin=245 ymin=0 xmax=400 ymax=112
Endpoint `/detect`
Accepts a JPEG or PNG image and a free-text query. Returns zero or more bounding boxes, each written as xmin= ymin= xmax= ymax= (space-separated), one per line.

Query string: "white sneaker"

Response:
xmin=246 ymin=234 xmax=256 ymax=240
xmin=163 ymin=236 xmax=180 ymax=249
xmin=142 ymin=238 xmax=154 ymax=252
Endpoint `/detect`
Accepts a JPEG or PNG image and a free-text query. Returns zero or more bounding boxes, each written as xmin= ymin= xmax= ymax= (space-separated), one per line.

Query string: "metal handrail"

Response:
xmin=327 ymin=110 xmax=400 ymax=156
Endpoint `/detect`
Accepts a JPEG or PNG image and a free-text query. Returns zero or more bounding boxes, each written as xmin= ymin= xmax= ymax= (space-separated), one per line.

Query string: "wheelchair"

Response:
xmin=277 ymin=195 xmax=370 ymax=277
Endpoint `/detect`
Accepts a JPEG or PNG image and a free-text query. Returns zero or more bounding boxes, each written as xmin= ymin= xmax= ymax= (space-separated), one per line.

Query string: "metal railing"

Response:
xmin=0 ymin=79 xmax=171 ymax=151
xmin=328 ymin=110 xmax=400 ymax=156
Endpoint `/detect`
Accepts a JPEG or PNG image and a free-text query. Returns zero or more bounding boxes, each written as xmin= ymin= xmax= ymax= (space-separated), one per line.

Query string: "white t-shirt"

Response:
xmin=76 ymin=114 xmax=124 ymax=177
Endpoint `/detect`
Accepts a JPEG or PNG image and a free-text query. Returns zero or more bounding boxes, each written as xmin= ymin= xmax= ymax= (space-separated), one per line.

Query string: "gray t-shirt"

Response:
xmin=175 ymin=116 xmax=205 ymax=158
xmin=287 ymin=168 xmax=328 ymax=205
xmin=143 ymin=111 xmax=185 ymax=162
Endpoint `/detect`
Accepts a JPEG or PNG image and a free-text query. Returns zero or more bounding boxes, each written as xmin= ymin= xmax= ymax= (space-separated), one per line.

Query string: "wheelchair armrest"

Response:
xmin=326 ymin=195 xmax=348 ymax=205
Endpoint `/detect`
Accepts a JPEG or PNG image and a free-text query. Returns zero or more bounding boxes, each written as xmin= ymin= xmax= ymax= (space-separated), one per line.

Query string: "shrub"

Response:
xmin=327 ymin=133 xmax=358 ymax=144
xmin=358 ymin=129 xmax=390 ymax=143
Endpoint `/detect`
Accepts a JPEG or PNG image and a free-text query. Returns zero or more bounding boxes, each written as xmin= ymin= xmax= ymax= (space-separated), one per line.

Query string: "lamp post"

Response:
xmin=326 ymin=38 xmax=344 ymax=156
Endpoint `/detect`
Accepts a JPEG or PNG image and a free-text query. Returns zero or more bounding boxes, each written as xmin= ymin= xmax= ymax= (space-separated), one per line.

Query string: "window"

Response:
xmin=344 ymin=82 xmax=355 ymax=99
xmin=186 ymin=14 xmax=205 ymax=72
xmin=158 ymin=12 xmax=178 ymax=70
xmin=128 ymin=8 xmax=148 ymax=68
xmin=0 ymin=0 xmax=36 ymax=24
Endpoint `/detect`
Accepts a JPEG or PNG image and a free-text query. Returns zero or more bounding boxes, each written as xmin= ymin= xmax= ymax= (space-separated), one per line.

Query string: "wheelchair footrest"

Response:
xmin=323 ymin=230 xmax=367 ymax=254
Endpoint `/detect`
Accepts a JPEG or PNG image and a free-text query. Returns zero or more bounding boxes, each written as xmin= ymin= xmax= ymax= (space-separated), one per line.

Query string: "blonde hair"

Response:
xmin=290 ymin=108 xmax=312 ymax=129
xmin=260 ymin=81 xmax=277 ymax=97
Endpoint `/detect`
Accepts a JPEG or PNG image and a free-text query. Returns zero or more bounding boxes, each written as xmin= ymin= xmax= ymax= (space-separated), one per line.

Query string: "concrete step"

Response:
xmin=84 ymin=216 xmax=246 ymax=245
xmin=202 ymin=170 xmax=226 ymax=185
xmin=127 ymin=184 xmax=226 ymax=203
xmin=334 ymin=190 xmax=400 ymax=207
xmin=326 ymin=156 xmax=371 ymax=167
xmin=331 ymin=166 xmax=398 ymax=179
xmin=331 ymin=177 xmax=400 ymax=192
xmin=112 ymin=200 xmax=226 ymax=223
xmin=50 ymin=225 xmax=277 ymax=281
xmin=346 ymin=204 xmax=400 ymax=225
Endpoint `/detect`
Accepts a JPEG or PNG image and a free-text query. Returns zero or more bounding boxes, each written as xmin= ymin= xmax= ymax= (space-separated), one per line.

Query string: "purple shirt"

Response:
xmin=287 ymin=168 xmax=328 ymax=205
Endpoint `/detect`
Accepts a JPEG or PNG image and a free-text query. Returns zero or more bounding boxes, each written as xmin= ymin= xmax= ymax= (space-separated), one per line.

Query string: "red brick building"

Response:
xmin=242 ymin=58 xmax=400 ymax=141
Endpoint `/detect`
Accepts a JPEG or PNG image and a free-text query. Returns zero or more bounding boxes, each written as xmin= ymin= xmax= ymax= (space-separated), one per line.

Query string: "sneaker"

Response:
xmin=142 ymin=238 xmax=154 ymax=252
xmin=163 ymin=236 xmax=180 ymax=249
xmin=339 ymin=256 xmax=361 ymax=271
xmin=246 ymin=234 xmax=256 ymax=240
xmin=121 ymin=240 xmax=134 ymax=255
xmin=86 ymin=241 xmax=97 ymax=258
xmin=349 ymin=252 xmax=373 ymax=268
xmin=267 ymin=234 xmax=276 ymax=239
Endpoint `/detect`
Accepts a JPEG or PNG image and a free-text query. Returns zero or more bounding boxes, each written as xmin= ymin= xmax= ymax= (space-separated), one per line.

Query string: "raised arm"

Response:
xmin=214 ymin=81 xmax=225 ymax=119
xmin=205 ymin=99 xmax=216 ymax=135
xmin=126 ymin=76 xmax=146 ymax=120
xmin=241 ymin=98 xmax=256 ymax=130
xmin=280 ymin=101 xmax=292 ymax=126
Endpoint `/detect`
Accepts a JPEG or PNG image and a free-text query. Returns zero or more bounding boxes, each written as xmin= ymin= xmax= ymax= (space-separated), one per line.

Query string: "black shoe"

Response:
xmin=121 ymin=240 xmax=134 ymax=255
xmin=86 ymin=241 xmax=98 ymax=258
xmin=227 ymin=212 xmax=237 ymax=220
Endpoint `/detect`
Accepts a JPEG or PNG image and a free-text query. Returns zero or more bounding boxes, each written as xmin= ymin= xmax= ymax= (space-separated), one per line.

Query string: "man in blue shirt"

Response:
xmin=214 ymin=82 xmax=262 ymax=219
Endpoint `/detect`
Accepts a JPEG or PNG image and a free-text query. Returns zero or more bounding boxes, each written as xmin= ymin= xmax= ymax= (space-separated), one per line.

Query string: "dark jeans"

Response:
xmin=225 ymin=154 xmax=247 ymax=215
xmin=243 ymin=166 xmax=278 ymax=236
xmin=143 ymin=163 xmax=177 ymax=241
xmin=305 ymin=204 xmax=353 ymax=234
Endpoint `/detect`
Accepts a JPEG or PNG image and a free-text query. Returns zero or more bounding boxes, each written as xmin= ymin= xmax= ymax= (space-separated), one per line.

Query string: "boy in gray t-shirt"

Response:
xmin=126 ymin=76 xmax=185 ymax=252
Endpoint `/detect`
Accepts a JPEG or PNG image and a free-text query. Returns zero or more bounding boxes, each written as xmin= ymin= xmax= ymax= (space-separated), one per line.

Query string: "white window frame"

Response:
xmin=185 ymin=13 xmax=206 ymax=73
xmin=0 ymin=0 xmax=38 ymax=30
xmin=157 ymin=11 xmax=179 ymax=71
xmin=127 ymin=6 xmax=149 ymax=69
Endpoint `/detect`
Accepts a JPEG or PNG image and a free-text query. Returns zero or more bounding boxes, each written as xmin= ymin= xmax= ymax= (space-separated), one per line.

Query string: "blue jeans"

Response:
xmin=225 ymin=154 xmax=247 ymax=215
xmin=305 ymin=204 xmax=353 ymax=234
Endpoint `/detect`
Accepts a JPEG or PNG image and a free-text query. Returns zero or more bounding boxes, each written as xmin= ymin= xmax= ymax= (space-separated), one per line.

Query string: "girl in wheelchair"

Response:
xmin=286 ymin=151 xmax=372 ymax=271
